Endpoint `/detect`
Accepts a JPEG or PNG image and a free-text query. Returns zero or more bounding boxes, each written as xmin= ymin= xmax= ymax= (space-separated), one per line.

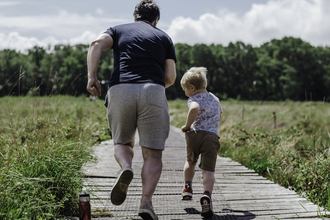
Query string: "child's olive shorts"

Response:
xmin=106 ymin=83 xmax=169 ymax=150
xmin=185 ymin=130 xmax=220 ymax=172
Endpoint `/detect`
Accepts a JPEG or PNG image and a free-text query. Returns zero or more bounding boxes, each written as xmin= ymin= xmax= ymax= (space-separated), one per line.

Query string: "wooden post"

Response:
xmin=273 ymin=112 xmax=276 ymax=129
xmin=242 ymin=106 xmax=245 ymax=120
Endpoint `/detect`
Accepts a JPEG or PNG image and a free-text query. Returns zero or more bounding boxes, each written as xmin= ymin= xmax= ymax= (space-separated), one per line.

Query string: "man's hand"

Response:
xmin=86 ymin=33 xmax=113 ymax=97
xmin=86 ymin=77 xmax=101 ymax=97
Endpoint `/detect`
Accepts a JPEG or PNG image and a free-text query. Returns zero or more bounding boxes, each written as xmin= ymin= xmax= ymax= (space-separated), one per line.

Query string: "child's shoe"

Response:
xmin=182 ymin=185 xmax=193 ymax=200
xmin=200 ymin=191 xmax=213 ymax=218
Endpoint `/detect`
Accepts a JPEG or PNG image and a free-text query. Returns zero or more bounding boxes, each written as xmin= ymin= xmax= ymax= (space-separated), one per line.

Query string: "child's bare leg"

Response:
xmin=202 ymin=170 xmax=215 ymax=193
xmin=182 ymin=160 xmax=196 ymax=200
xmin=184 ymin=160 xmax=196 ymax=181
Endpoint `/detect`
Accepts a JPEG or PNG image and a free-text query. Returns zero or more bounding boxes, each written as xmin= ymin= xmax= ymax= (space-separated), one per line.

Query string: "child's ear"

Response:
xmin=190 ymin=84 xmax=196 ymax=91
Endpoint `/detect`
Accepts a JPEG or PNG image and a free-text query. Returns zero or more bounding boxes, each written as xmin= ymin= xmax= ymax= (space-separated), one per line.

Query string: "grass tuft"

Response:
xmin=0 ymin=95 xmax=110 ymax=219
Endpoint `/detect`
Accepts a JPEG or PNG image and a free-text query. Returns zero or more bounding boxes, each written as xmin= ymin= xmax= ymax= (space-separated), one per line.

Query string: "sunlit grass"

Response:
xmin=1 ymin=95 xmax=329 ymax=218
xmin=0 ymin=95 xmax=110 ymax=219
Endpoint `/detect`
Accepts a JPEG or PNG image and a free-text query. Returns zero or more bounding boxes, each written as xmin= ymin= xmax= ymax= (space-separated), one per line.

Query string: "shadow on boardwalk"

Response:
xmin=82 ymin=126 xmax=326 ymax=220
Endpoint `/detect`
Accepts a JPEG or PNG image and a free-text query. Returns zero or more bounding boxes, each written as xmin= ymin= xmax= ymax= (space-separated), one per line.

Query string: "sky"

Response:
xmin=1 ymin=0 xmax=330 ymax=53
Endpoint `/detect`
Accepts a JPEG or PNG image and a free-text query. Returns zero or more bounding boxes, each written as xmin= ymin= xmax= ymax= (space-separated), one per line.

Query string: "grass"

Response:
xmin=169 ymin=98 xmax=330 ymax=212
xmin=1 ymin=95 xmax=330 ymax=218
xmin=0 ymin=95 xmax=110 ymax=219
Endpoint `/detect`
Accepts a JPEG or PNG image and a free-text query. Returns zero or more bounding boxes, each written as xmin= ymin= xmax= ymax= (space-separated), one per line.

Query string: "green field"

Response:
xmin=1 ymin=96 xmax=330 ymax=219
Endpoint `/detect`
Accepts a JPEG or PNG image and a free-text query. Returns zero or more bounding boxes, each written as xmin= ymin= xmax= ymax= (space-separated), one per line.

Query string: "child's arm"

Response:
xmin=181 ymin=101 xmax=199 ymax=132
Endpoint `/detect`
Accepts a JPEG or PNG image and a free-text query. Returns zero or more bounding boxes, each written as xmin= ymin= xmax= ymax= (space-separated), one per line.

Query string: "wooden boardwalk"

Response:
xmin=82 ymin=126 xmax=327 ymax=220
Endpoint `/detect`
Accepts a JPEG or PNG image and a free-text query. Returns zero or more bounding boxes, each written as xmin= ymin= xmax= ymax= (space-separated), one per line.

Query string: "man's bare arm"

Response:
xmin=86 ymin=33 xmax=113 ymax=97
xmin=163 ymin=59 xmax=176 ymax=89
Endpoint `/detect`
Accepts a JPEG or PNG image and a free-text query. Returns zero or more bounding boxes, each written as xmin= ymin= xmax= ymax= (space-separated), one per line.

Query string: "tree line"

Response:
xmin=1 ymin=37 xmax=330 ymax=101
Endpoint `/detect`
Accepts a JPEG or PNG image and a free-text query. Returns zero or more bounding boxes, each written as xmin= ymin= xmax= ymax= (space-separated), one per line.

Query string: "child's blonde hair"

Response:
xmin=180 ymin=67 xmax=207 ymax=90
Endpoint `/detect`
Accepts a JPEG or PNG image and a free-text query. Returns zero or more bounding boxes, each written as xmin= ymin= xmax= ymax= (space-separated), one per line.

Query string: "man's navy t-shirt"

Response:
xmin=104 ymin=21 xmax=177 ymax=88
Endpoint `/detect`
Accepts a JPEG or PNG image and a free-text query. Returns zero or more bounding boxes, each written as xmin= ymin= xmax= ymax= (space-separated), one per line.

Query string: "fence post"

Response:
xmin=242 ymin=106 xmax=245 ymax=120
xmin=273 ymin=112 xmax=277 ymax=129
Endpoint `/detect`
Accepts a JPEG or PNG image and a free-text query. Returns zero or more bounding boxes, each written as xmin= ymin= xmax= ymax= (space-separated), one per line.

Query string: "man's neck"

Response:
xmin=135 ymin=19 xmax=157 ymax=27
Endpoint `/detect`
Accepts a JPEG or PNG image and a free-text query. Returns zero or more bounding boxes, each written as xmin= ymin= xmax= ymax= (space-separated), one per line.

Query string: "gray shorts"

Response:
xmin=106 ymin=83 xmax=170 ymax=150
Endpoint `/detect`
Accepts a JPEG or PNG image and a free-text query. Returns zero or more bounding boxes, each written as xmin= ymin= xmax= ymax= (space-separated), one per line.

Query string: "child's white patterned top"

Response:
xmin=187 ymin=92 xmax=223 ymax=136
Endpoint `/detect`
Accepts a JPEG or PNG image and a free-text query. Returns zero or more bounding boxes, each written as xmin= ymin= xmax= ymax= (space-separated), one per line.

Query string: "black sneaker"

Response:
xmin=200 ymin=192 xmax=213 ymax=218
xmin=110 ymin=165 xmax=133 ymax=205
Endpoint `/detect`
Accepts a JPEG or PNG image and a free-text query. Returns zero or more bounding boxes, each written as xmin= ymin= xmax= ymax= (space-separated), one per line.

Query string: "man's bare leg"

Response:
xmin=111 ymin=142 xmax=135 ymax=206
xmin=114 ymin=142 xmax=134 ymax=169
xmin=140 ymin=146 xmax=162 ymax=204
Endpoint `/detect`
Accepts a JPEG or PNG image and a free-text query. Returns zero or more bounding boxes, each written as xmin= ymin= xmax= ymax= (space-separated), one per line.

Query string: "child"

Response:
xmin=180 ymin=67 xmax=222 ymax=218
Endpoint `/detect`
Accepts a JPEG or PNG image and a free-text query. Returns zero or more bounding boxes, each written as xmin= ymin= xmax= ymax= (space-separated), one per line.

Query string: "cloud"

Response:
xmin=166 ymin=0 xmax=330 ymax=47
xmin=0 ymin=1 xmax=20 ymax=7
xmin=2 ymin=0 xmax=330 ymax=51
xmin=68 ymin=31 xmax=98 ymax=45
xmin=0 ymin=31 xmax=97 ymax=53
xmin=0 ymin=32 xmax=45 ymax=53
xmin=0 ymin=9 xmax=128 ymax=52
xmin=0 ymin=10 xmax=127 ymax=39
xmin=95 ymin=8 xmax=104 ymax=15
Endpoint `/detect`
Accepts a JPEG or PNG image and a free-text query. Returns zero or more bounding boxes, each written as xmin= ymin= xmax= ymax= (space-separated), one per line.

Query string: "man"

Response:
xmin=86 ymin=1 xmax=176 ymax=219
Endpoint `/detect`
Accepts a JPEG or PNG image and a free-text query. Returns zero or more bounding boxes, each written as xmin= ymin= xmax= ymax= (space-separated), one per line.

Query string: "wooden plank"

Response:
xmin=82 ymin=126 xmax=326 ymax=219
xmin=227 ymin=203 xmax=325 ymax=213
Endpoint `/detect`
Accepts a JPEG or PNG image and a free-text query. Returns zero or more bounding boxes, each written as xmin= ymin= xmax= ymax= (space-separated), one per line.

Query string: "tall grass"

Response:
xmin=0 ymin=95 xmax=110 ymax=219
xmin=169 ymin=98 xmax=330 ymax=211
xmin=2 ymin=96 xmax=329 ymax=218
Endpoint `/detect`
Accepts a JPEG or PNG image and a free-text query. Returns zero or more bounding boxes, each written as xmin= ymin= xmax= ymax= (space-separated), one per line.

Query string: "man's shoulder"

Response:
xmin=105 ymin=22 xmax=133 ymax=35
xmin=112 ymin=22 xmax=135 ymax=29
xmin=111 ymin=22 xmax=172 ymax=39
